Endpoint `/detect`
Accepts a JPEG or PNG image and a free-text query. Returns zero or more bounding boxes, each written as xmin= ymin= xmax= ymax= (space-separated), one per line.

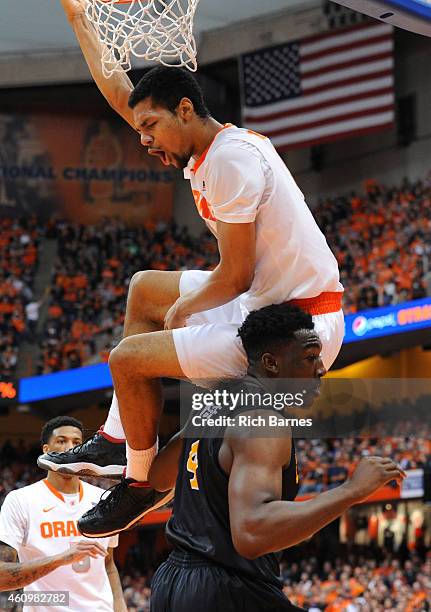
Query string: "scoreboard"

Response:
xmin=0 ymin=380 xmax=18 ymax=406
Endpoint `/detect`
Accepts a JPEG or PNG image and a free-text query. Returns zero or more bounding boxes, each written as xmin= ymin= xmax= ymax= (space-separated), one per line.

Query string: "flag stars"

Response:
xmin=243 ymin=42 xmax=302 ymax=107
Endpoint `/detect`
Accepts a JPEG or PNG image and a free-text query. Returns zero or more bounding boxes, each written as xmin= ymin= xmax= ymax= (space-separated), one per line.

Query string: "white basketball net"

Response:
xmin=85 ymin=0 xmax=200 ymax=78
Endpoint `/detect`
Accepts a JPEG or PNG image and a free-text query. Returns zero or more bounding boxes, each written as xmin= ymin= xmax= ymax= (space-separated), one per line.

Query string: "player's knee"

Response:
xmin=129 ymin=270 xmax=159 ymax=298
xmin=108 ymin=339 xmax=135 ymax=372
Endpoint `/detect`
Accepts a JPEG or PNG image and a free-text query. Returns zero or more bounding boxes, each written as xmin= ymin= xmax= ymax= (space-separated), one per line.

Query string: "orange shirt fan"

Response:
xmin=85 ymin=0 xmax=200 ymax=77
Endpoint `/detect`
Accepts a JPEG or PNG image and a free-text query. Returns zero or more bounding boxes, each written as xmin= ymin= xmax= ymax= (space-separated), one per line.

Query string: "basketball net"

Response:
xmin=85 ymin=0 xmax=200 ymax=77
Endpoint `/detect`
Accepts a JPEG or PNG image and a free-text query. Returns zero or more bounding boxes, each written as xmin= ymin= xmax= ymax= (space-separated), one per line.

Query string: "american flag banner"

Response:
xmin=240 ymin=22 xmax=395 ymax=150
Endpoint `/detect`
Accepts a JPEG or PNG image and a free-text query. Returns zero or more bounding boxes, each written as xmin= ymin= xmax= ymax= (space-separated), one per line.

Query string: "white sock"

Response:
xmin=103 ymin=393 xmax=126 ymax=440
xmin=126 ymin=439 xmax=158 ymax=482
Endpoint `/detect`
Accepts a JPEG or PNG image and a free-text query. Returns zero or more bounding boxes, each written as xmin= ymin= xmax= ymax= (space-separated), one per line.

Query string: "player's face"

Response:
xmin=133 ymin=97 xmax=194 ymax=170
xmin=264 ymin=330 xmax=326 ymax=398
xmin=281 ymin=330 xmax=325 ymax=379
xmin=43 ymin=426 xmax=83 ymax=455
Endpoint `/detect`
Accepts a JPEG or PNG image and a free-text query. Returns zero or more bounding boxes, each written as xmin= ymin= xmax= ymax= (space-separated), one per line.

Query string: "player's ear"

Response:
xmin=262 ymin=352 xmax=279 ymax=375
xmin=176 ymin=97 xmax=194 ymax=121
xmin=42 ymin=443 xmax=49 ymax=454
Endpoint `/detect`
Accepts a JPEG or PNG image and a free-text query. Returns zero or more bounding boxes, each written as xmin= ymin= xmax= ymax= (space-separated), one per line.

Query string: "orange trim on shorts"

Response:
xmin=191 ymin=123 xmax=233 ymax=174
xmin=287 ymin=292 xmax=343 ymax=316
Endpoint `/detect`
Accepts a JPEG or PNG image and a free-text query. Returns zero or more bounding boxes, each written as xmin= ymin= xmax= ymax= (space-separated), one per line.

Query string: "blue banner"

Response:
xmin=19 ymin=363 xmax=112 ymax=403
xmin=384 ymin=0 xmax=431 ymax=20
xmin=344 ymin=297 xmax=431 ymax=343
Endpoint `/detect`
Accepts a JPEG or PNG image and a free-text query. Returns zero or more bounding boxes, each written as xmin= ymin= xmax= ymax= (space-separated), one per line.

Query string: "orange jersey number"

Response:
xmin=187 ymin=440 xmax=200 ymax=490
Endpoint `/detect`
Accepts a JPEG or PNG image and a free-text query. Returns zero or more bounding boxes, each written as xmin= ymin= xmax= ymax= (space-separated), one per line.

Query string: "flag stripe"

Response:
xmin=302 ymin=41 xmax=393 ymax=75
xmin=275 ymin=122 xmax=395 ymax=151
xmin=255 ymin=104 xmax=394 ymax=138
xmin=243 ymin=77 xmax=394 ymax=119
xmin=270 ymin=112 xmax=395 ymax=147
xmin=244 ymin=87 xmax=394 ymax=125
xmin=245 ymin=95 xmax=394 ymax=133
xmin=303 ymin=69 xmax=393 ymax=96
xmin=240 ymin=23 xmax=395 ymax=150
xmin=301 ymin=34 xmax=392 ymax=67
xmin=302 ymin=58 xmax=394 ymax=90
xmin=302 ymin=50 xmax=393 ymax=79
xmin=300 ymin=23 xmax=392 ymax=57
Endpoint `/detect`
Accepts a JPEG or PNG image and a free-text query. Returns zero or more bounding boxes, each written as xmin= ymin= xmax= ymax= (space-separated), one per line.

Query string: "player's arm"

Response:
xmin=60 ymin=0 xmax=135 ymax=128
xmin=0 ymin=541 xmax=106 ymax=591
xmin=165 ymin=220 xmax=255 ymax=329
xmin=105 ymin=548 xmax=127 ymax=612
xmin=227 ymin=436 xmax=405 ymax=560
xmin=148 ymin=431 xmax=184 ymax=491
xmin=164 ymin=146 xmax=262 ymax=329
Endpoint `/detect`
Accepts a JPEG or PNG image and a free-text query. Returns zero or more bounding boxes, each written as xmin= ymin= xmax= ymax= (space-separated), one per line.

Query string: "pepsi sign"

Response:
xmin=344 ymin=297 xmax=431 ymax=343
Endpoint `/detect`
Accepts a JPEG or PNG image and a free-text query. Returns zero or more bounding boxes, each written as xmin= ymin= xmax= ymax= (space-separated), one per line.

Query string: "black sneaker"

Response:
xmin=77 ymin=478 xmax=174 ymax=537
xmin=37 ymin=431 xmax=126 ymax=479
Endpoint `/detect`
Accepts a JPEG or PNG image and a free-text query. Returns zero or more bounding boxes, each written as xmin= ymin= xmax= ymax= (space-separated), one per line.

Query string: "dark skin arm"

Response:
xmin=224 ymin=434 xmax=405 ymax=560
xmin=0 ymin=541 xmax=106 ymax=591
xmin=105 ymin=548 xmax=127 ymax=612
xmin=164 ymin=220 xmax=256 ymax=329
xmin=60 ymin=0 xmax=135 ymax=127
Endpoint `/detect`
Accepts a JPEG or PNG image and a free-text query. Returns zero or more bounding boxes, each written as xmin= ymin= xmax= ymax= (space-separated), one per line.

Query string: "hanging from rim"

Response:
xmin=85 ymin=0 xmax=200 ymax=78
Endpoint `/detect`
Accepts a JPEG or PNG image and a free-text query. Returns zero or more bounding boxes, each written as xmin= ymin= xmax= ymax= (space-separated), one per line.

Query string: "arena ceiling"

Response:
xmin=0 ymin=0 xmax=319 ymax=55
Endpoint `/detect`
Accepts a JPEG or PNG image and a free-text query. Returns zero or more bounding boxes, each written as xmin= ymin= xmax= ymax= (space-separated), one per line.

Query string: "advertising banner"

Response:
xmin=0 ymin=113 xmax=175 ymax=225
xmin=344 ymin=297 xmax=431 ymax=343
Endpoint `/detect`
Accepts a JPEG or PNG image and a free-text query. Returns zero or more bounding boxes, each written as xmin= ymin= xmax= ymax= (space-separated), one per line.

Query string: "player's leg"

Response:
xmin=311 ymin=309 xmax=345 ymax=370
xmin=77 ymin=323 xmax=247 ymax=538
xmin=103 ymin=270 xmax=182 ymax=438
xmin=110 ymin=330 xmax=184 ymax=454
xmin=37 ymin=270 xmax=182 ymax=478
xmin=104 ymin=268 xmax=242 ymax=443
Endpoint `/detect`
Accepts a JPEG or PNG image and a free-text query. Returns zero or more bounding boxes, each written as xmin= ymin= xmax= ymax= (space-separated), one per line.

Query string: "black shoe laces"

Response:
xmin=96 ymin=478 xmax=129 ymax=513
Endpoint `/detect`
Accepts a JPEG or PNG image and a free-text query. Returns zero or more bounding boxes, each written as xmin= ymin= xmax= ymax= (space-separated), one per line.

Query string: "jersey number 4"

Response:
xmin=187 ymin=440 xmax=200 ymax=491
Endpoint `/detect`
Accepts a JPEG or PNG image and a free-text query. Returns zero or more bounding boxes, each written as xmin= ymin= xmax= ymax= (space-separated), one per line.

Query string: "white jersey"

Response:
xmin=0 ymin=479 xmax=118 ymax=612
xmin=184 ymin=124 xmax=343 ymax=313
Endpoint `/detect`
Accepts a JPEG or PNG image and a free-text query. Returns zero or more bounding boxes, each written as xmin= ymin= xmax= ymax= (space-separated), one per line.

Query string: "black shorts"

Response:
xmin=151 ymin=551 xmax=305 ymax=612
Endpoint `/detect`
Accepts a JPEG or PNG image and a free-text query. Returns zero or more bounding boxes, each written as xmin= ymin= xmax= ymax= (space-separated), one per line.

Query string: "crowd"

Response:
xmin=119 ymin=551 xmax=431 ymax=611
xmin=1 ymin=175 xmax=431 ymax=374
xmin=0 ymin=431 xmax=430 ymax=610
xmin=38 ymin=218 xmax=218 ymax=374
xmin=296 ymin=403 xmax=431 ymax=495
xmin=281 ymin=547 xmax=431 ymax=611
xmin=0 ymin=216 xmax=44 ymax=377
xmin=315 ymin=178 xmax=431 ymax=314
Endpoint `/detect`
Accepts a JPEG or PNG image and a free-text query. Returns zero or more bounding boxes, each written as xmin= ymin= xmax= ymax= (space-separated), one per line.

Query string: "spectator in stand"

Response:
xmin=0 ymin=436 xmax=429 ymax=610
xmin=3 ymin=176 xmax=431 ymax=374
xmin=314 ymin=178 xmax=431 ymax=314
xmin=0 ymin=216 xmax=43 ymax=375
xmin=42 ymin=218 xmax=218 ymax=373
xmin=24 ymin=290 xmax=48 ymax=341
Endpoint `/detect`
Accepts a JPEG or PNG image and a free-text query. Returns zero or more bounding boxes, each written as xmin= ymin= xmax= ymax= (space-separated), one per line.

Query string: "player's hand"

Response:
xmin=59 ymin=541 xmax=107 ymax=566
xmin=345 ymin=456 xmax=406 ymax=503
xmin=60 ymin=0 xmax=87 ymax=22
xmin=164 ymin=297 xmax=189 ymax=330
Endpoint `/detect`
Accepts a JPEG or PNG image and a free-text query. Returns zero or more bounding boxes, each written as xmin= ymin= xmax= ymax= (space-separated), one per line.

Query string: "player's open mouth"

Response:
xmin=148 ymin=147 xmax=170 ymax=166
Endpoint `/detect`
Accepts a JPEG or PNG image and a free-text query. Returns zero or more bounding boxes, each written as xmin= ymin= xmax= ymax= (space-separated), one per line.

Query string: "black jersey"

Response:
xmin=166 ymin=375 xmax=300 ymax=586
